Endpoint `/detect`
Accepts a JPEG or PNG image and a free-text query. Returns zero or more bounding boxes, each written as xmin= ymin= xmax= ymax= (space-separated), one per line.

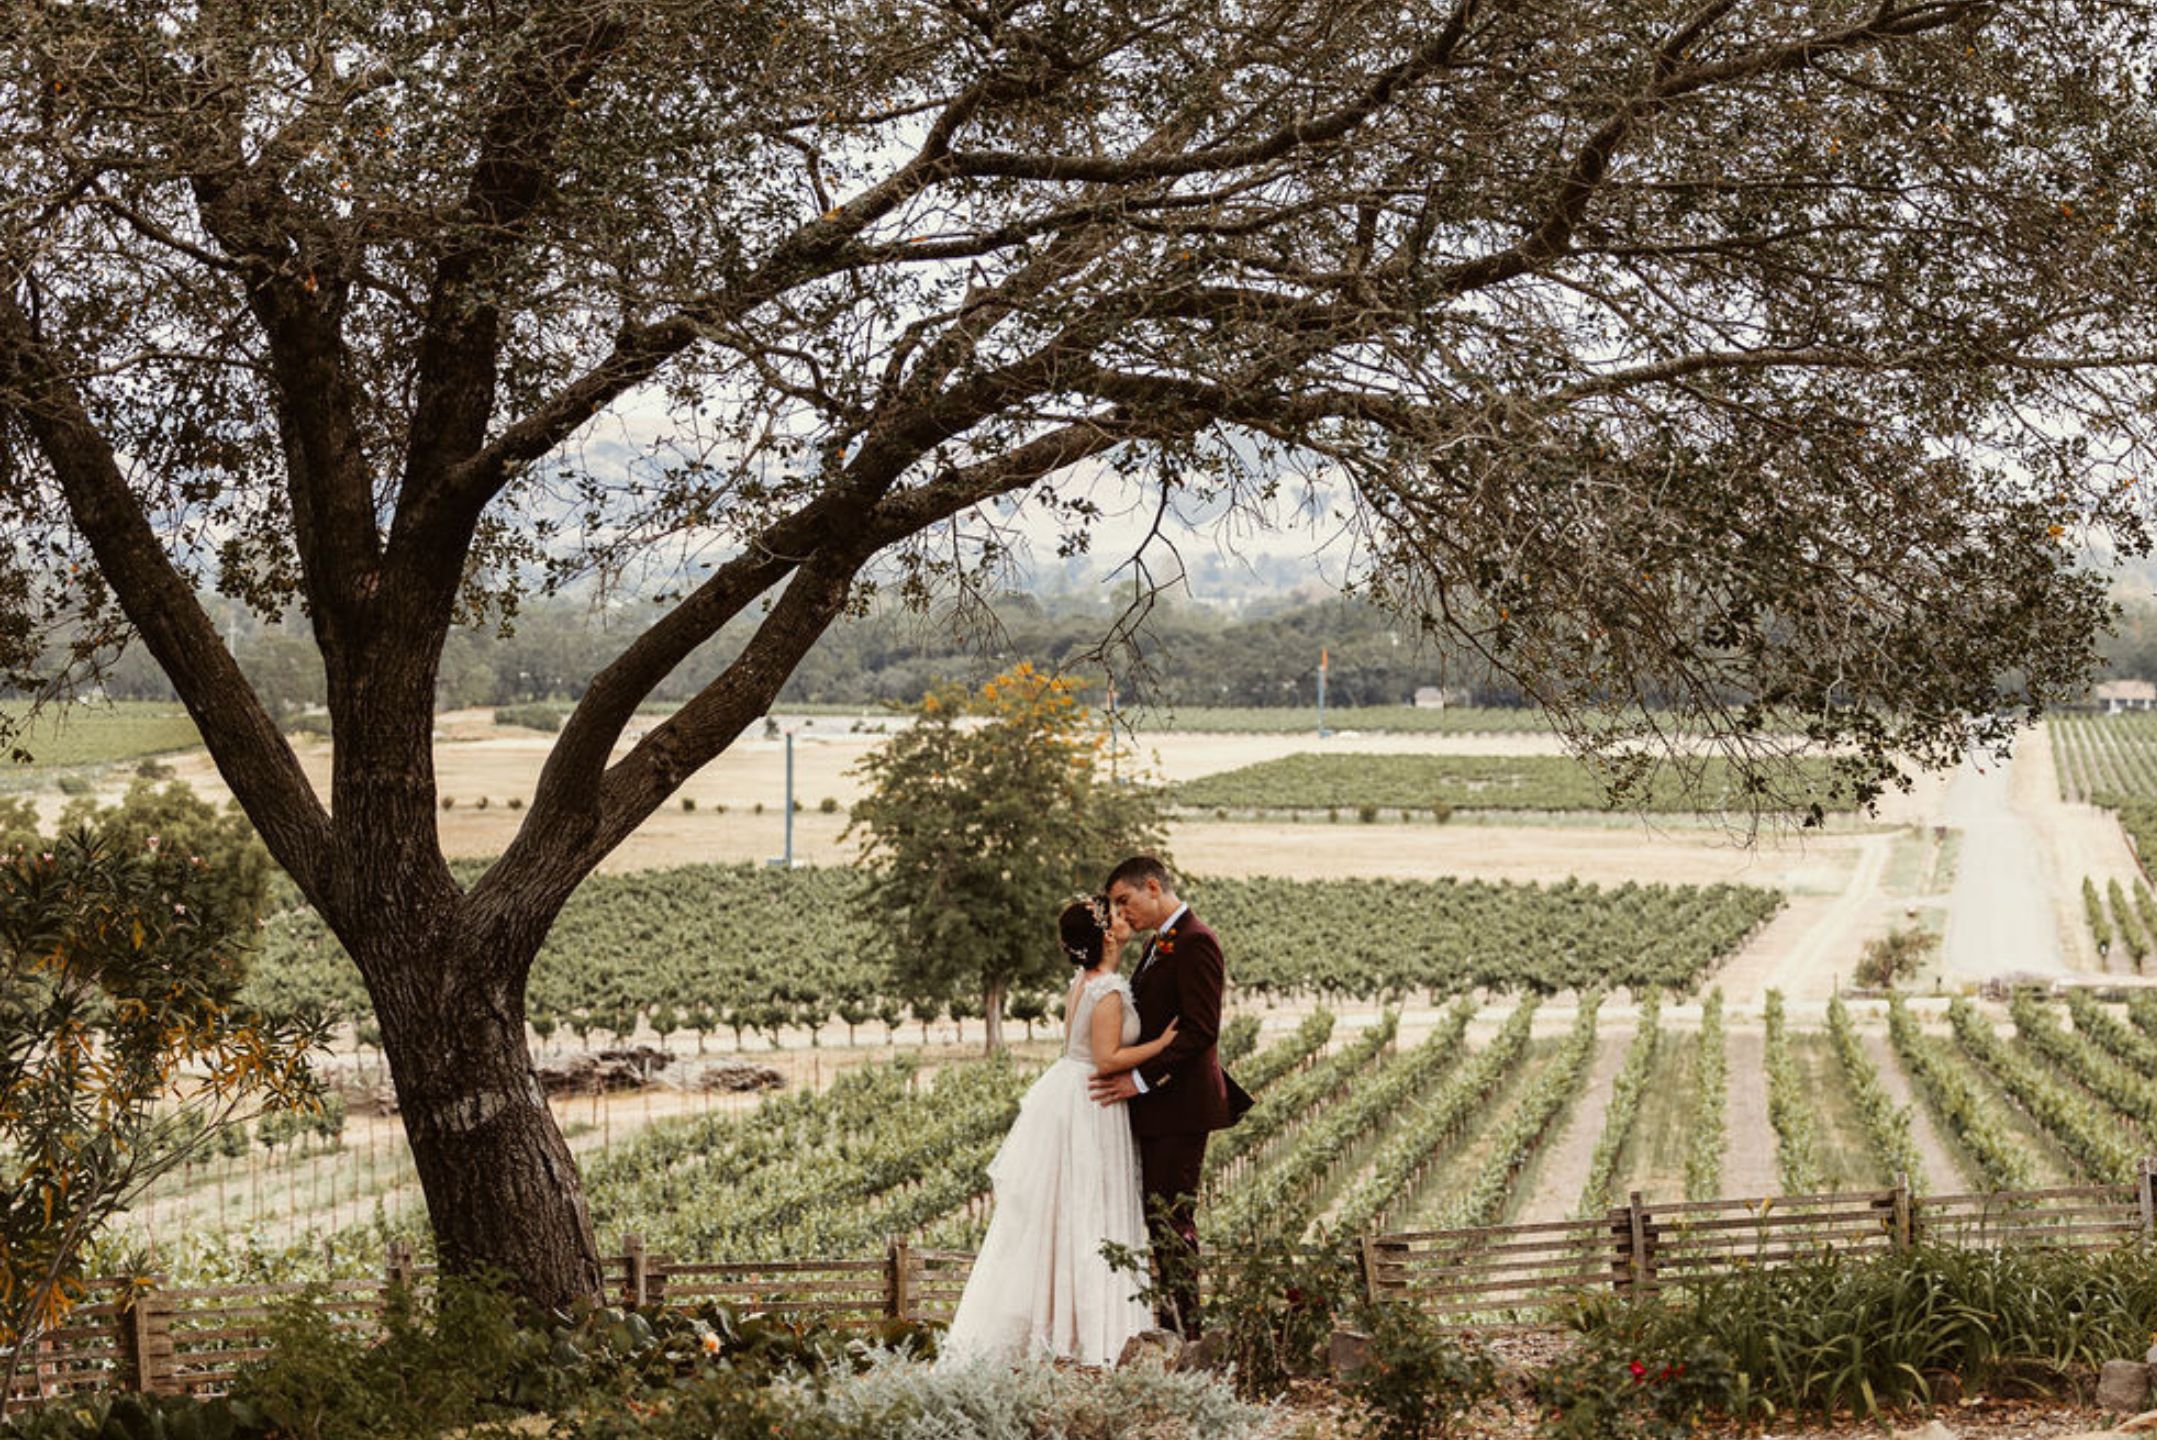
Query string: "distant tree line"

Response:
xmin=78 ymin=592 xmax=1517 ymax=715
xmin=2099 ymin=600 xmax=2157 ymax=690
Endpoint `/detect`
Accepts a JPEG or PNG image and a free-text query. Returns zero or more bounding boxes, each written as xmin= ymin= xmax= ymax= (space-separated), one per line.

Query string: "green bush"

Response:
xmin=1855 ymin=926 xmax=1935 ymax=989
xmin=494 ymin=703 xmax=569 ymax=734
xmin=1344 ymin=1307 xmax=1499 ymax=1439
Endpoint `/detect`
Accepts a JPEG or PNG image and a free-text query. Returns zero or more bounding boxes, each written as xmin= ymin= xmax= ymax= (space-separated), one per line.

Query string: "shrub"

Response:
xmin=441 ymin=796 xmax=456 ymax=810
xmin=1855 ymin=926 xmax=1936 ymax=990
xmin=135 ymin=758 xmax=174 ymax=780
xmin=494 ymin=703 xmax=568 ymax=734
xmin=285 ymin=712 xmax=334 ymax=738
xmin=475 ymin=795 xmax=490 ymax=810
xmin=54 ymin=774 xmax=93 ymax=796
xmin=682 ymin=797 xmax=697 ymax=812
xmin=507 ymin=796 xmax=523 ymax=810
xmin=1357 ymin=802 xmax=1380 ymax=823
xmin=1344 ymin=1306 xmax=1499 ymax=1439
xmin=819 ymin=796 xmax=839 ymax=814
xmin=1432 ymin=799 xmax=1454 ymax=822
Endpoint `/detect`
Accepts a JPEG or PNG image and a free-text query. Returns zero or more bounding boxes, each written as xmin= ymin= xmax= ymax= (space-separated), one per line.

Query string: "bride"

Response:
xmin=938 ymin=894 xmax=1180 ymax=1367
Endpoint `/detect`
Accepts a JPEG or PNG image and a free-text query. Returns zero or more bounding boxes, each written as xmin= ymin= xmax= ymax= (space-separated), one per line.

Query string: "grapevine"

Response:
xmin=1208 ymin=1003 xmax=1498 ymax=1242
xmin=1684 ymin=988 xmax=1727 ymax=1200
xmin=1886 ymin=997 xmax=2035 ymax=1192
xmin=1204 ymin=1011 xmax=1398 ymax=1183
xmin=1233 ymin=1010 xmax=1335 ymax=1094
xmin=1764 ymin=990 xmax=1824 ymax=1194
xmin=1329 ymin=1000 xmax=1540 ymax=1235
xmin=2066 ymin=989 xmax=2157 ymax=1072
xmin=1432 ymin=996 xmax=1603 ymax=1229
xmin=1950 ymin=998 xmax=2137 ymax=1183
xmin=2007 ymin=993 xmax=2157 ymax=1135
xmin=1826 ymin=995 xmax=1922 ymax=1188
xmin=1576 ymin=993 xmax=1660 ymax=1217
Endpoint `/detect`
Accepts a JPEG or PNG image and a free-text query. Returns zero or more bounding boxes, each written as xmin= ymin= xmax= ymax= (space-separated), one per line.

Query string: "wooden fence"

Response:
xmin=8 ymin=1164 xmax=2156 ymax=1412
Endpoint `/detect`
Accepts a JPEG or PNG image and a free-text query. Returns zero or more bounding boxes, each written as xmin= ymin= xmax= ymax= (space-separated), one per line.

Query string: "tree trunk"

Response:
xmin=363 ymin=930 xmax=603 ymax=1310
xmin=984 ymin=974 xmax=1006 ymax=1055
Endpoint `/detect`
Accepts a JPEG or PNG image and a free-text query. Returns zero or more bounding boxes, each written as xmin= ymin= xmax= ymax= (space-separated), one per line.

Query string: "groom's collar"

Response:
xmin=1157 ymin=902 xmax=1189 ymax=938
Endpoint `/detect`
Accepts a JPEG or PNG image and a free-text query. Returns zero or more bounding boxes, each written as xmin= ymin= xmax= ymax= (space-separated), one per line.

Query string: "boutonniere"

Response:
xmin=1154 ymin=935 xmax=1176 ymax=956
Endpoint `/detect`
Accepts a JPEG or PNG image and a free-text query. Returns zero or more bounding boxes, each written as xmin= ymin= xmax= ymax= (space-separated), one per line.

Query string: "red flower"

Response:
xmin=1629 ymin=1360 xmax=1648 ymax=1383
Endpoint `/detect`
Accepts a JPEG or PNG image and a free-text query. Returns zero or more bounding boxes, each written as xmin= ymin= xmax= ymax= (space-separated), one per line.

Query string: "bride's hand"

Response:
xmin=1146 ymin=1016 xmax=1180 ymax=1054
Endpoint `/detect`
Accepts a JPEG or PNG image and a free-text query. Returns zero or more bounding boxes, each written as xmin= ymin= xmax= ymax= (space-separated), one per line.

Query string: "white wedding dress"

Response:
xmin=939 ymin=972 xmax=1153 ymax=1367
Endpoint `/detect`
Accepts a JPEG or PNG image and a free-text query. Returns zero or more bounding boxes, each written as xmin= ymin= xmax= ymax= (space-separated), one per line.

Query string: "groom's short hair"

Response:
xmin=1105 ymin=855 xmax=1173 ymax=893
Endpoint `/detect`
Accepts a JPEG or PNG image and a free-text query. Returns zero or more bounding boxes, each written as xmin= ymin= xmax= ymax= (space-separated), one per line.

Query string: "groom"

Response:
xmin=1090 ymin=855 xmax=1240 ymax=1338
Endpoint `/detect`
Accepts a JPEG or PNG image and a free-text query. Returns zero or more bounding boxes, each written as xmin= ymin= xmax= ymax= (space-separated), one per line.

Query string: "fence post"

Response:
xmin=623 ymin=1234 xmax=648 ymax=1307
xmin=120 ymin=1281 xmax=175 ymax=1397
xmin=886 ymin=1238 xmax=913 ymax=1321
xmin=1627 ymin=1192 xmax=1654 ymax=1295
xmin=385 ymin=1239 xmax=413 ymax=1294
xmin=1891 ymin=1172 xmax=1914 ymax=1251
xmin=2139 ymin=1157 xmax=2155 ymax=1238
xmin=1360 ymin=1235 xmax=1380 ymax=1306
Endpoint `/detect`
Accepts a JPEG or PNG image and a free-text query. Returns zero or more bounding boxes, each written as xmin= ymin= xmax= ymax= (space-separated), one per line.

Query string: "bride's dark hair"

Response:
xmin=1058 ymin=896 xmax=1109 ymax=967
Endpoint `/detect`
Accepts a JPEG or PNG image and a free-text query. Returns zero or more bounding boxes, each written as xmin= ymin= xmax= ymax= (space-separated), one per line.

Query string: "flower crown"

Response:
xmin=1066 ymin=891 xmax=1111 ymax=932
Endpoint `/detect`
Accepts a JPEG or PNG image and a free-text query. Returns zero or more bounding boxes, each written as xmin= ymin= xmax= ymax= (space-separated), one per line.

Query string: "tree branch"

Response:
xmin=0 ymin=282 xmax=333 ymax=893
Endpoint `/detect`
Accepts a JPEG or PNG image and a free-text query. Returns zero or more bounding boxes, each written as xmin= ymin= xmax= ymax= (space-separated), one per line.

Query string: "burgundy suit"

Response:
xmin=1127 ymin=907 xmax=1232 ymax=1335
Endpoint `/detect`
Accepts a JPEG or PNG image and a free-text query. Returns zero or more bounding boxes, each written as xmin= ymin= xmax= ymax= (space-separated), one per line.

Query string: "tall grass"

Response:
xmin=1573 ymin=1242 xmax=2157 ymax=1419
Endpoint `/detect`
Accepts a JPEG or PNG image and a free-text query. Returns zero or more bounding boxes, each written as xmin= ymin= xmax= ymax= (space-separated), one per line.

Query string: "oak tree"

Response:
xmin=3 ymin=0 xmax=2154 ymax=1303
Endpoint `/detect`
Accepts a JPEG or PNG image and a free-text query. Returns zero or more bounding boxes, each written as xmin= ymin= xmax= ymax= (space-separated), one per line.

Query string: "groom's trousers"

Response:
xmin=1139 ymin=1132 xmax=1208 ymax=1337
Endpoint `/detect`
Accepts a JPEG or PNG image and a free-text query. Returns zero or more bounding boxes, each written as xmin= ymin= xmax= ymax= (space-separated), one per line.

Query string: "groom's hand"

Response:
xmin=1089 ymin=1072 xmax=1139 ymax=1106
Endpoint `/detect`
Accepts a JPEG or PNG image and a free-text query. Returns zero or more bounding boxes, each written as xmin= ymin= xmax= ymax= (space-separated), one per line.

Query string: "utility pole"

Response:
xmin=768 ymin=725 xmax=796 ymax=868
xmin=1317 ymin=648 xmax=1332 ymax=738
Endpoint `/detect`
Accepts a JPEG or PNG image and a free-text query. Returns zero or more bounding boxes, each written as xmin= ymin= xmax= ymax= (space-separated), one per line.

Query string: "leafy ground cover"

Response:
xmin=0 ymin=701 xmax=201 ymax=770
xmin=1173 ymin=753 xmax=1856 ymax=816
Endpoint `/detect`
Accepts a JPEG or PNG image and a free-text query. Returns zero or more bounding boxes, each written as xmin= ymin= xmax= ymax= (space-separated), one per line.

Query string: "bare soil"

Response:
xmin=1859 ymin=1029 xmax=1970 ymax=1194
xmin=1513 ymin=1027 xmax=1635 ymax=1223
xmin=1720 ymin=1027 xmax=1782 ymax=1198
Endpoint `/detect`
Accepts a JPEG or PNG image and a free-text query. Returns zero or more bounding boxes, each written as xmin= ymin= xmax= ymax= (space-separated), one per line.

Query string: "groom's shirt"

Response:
xmin=1129 ymin=903 xmax=1189 ymax=1094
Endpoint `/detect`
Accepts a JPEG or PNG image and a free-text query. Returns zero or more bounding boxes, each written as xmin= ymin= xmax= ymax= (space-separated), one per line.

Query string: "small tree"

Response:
xmin=0 ymin=831 xmax=324 ymax=1386
xmin=848 ymin=665 xmax=1166 ymax=1052
xmin=1855 ymin=926 xmax=1939 ymax=990
xmin=59 ymin=777 xmax=275 ymax=946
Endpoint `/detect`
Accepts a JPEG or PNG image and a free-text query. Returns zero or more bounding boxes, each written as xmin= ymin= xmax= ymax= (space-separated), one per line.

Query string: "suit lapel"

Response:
xmin=1135 ymin=910 xmax=1183 ymax=985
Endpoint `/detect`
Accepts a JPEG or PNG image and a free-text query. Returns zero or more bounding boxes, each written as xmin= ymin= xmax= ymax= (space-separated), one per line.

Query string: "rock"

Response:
xmin=1327 ymin=1328 xmax=1372 ymax=1378
xmin=2119 ymin=1411 xmax=2157 ymax=1432
xmin=1176 ymin=1331 xmax=1229 ymax=1374
xmin=2102 ymin=1359 xmax=2153 ymax=1413
xmin=1116 ymin=1328 xmax=1183 ymax=1370
xmin=697 ymin=1060 xmax=786 ymax=1093
xmin=1890 ymin=1421 xmax=1958 ymax=1440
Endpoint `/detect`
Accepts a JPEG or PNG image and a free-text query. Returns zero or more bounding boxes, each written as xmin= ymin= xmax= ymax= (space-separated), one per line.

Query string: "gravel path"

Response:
xmin=1514 ymin=1028 xmax=1635 ymax=1222
xmin=1942 ymin=746 xmax=2069 ymax=982
xmin=1721 ymin=1027 xmax=1782 ymax=1197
